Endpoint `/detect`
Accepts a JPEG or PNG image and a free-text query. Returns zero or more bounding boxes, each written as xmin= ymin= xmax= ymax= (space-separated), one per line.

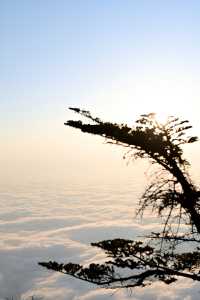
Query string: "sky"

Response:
xmin=2 ymin=2 xmax=200 ymax=299
xmin=1 ymin=0 xmax=200 ymax=184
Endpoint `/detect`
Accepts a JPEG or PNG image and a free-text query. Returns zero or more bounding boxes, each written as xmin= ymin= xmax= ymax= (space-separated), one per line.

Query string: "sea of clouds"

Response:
xmin=0 ymin=177 xmax=200 ymax=300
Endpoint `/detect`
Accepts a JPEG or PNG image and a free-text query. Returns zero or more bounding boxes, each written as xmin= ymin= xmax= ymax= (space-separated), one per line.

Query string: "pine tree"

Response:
xmin=39 ymin=108 xmax=200 ymax=289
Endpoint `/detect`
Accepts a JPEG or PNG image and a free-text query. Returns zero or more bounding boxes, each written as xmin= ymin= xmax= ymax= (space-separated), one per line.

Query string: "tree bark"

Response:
xmin=168 ymin=160 xmax=200 ymax=233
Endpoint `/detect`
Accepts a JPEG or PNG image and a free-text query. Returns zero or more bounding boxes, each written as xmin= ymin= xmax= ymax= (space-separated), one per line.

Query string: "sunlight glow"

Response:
xmin=101 ymin=73 xmax=200 ymax=129
xmin=150 ymin=111 xmax=169 ymax=125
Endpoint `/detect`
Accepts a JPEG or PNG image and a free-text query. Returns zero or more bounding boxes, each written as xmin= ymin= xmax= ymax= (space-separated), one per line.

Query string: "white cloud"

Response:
xmin=0 ymin=181 xmax=199 ymax=299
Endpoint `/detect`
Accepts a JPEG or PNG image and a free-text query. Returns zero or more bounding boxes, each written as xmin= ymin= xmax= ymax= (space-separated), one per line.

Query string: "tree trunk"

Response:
xmin=169 ymin=160 xmax=200 ymax=234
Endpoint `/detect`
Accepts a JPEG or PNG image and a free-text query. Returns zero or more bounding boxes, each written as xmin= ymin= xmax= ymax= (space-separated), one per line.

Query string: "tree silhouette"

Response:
xmin=39 ymin=108 xmax=200 ymax=289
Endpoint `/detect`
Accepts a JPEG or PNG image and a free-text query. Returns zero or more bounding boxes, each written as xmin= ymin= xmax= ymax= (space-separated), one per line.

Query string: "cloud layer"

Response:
xmin=0 ymin=180 xmax=199 ymax=299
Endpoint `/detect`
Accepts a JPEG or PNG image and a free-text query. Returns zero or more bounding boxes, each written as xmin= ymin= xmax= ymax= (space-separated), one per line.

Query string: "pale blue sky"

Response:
xmin=1 ymin=1 xmax=200 ymax=183
xmin=2 ymin=1 xmax=200 ymax=116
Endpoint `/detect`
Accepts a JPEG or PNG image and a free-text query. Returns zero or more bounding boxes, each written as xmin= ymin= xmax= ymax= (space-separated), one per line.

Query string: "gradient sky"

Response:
xmin=1 ymin=1 xmax=200 ymax=184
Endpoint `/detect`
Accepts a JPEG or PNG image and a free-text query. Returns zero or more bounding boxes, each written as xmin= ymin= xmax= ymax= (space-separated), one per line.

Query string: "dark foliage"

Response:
xmin=39 ymin=108 xmax=200 ymax=289
xmin=39 ymin=238 xmax=200 ymax=288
